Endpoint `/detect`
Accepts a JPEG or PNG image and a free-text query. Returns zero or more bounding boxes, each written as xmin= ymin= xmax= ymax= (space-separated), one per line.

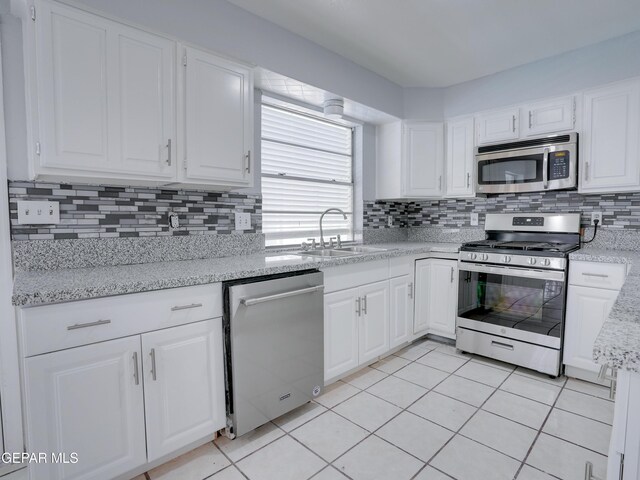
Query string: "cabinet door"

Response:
xmin=24 ymin=336 xmax=146 ymax=480
xmin=389 ymin=276 xmax=413 ymax=349
xmin=142 ymin=319 xmax=226 ymax=462
xmin=427 ymin=259 xmax=458 ymax=339
xmin=359 ymin=281 xmax=390 ymax=364
xmin=522 ymin=96 xmax=575 ymax=136
xmin=403 ymin=122 xmax=444 ymax=197
xmin=581 ymin=79 xmax=640 ymax=193
xmin=446 ymin=117 xmax=475 ymax=197
xmin=182 ymin=46 xmax=253 ymax=185
xmin=112 ymin=24 xmax=175 ymax=177
xmin=413 ymin=260 xmax=431 ymax=334
xmin=563 ymin=286 xmax=619 ymax=372
xmin=324 ymin=288 xmax=359 ymax=381
xmin=475 ymin=108 xmax=519 ymax=145
xmin=36 ymin=1 xmax=111 ymax=171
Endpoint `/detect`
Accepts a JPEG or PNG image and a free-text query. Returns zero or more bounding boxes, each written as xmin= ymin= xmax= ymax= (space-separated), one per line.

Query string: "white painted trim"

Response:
xmin=0 ymin=33 xmax=25 ymax=462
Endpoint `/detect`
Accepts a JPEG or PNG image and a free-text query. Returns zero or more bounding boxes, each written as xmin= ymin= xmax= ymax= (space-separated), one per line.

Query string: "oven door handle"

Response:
xmin=458 ymin=261 xmax=565 ymax=282
xmin=542 ymin=147 xmax=549 ymax=189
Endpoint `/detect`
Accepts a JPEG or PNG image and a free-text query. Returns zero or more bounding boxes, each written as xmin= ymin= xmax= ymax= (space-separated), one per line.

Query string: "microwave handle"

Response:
xmin=542 ymin=147 xmax=549 ymax=189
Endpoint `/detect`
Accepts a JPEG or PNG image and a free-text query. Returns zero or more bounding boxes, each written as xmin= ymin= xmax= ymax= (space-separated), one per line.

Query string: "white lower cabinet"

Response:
xmin=358 ymin=281 xmax=390 ymax=364
xmin=142 ymin=319 xmax=226 ymax=462
xmin=414 ymin=259 xmax=458 ymax=339
xmin=324 ymin=281 xmax=390 ymax=381
xmin=608 ymin=369 xmax=640 ymax=480
xmin=389 ymin=275 xmax=414 ymax=349
xmin=21 ymin=292 xmax=226 ymax=480
xmin=24 ymin=336 xmax=147 ymax=480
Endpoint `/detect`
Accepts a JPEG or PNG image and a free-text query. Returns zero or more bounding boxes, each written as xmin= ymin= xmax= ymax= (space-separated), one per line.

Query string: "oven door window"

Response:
xmin=458 ymin=269 xmax=565 ymax=338
xmin=478 ymin=155 xmax=543 ymax=185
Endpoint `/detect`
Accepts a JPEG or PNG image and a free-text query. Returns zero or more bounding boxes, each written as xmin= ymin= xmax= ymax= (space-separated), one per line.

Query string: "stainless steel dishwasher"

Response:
xmin=223 ymin=270 xmax=324 ymax=437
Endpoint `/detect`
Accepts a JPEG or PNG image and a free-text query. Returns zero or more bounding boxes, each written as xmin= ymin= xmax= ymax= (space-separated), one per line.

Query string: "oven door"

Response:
xmin=476 ymin=144 xmax=577 ymax=194
xmin=457 ymin=262 xmax=566 ymax=349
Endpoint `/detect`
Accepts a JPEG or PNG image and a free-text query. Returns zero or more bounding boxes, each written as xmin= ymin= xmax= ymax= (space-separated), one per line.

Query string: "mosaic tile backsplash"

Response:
xmin=8 ymin=181 xmax=261 ymax=240
xmin=364 ymin=191 xmax=640 ymax=231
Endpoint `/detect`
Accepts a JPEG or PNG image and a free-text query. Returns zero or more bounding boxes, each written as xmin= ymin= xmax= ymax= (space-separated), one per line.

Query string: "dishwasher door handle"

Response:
xmin=240 ymin=285 xmax=324 ymax=307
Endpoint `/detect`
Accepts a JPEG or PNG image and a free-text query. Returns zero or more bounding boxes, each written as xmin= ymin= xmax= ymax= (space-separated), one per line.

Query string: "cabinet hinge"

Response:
xmin=35 ymin=141 xmax=41 ymax=156
xmin=183 ymin=160 xmax=187 ymax=171
xmin=29 ymin=5 xmax=36 ymax=21
xmin=182 ymin=54 xmax=187 ymax=67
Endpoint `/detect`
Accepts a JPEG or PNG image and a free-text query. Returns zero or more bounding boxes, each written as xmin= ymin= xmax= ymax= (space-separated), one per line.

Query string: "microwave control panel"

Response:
xmin=549 ymin=151 xmax=570 ymax=180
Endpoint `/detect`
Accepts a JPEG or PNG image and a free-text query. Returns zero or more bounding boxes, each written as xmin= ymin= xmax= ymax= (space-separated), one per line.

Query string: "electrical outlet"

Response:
xmin=591 ymin=212 xmax=602 ymax=226
xmin=168 ymin=212 xmax=180 ymax=230
xmin=470 ymin=212 xmax=479 ymax=226
xmin=17 ymin=200 xmax=60 ymax=225
xmin=235 ymin=211 xmax=251 ymax=231
xmin=387 ymin=215 xmax=393 ymax=227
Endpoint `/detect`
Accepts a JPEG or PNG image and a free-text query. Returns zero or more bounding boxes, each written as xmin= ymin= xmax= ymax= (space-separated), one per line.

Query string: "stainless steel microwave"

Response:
xmin=475 ymin=133 xmax=578 ymax=194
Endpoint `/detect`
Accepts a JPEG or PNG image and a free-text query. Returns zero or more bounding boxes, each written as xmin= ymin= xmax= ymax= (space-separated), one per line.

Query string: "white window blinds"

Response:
xmin=261 ymin=103 xmax=354 ymax=247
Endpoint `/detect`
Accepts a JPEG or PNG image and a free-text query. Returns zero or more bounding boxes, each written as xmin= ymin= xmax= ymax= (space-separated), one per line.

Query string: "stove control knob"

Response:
xmin=541 ymin=258 xmax=551 ymax=267
xmin=527 ymin=257 xmax=537 ymax=265
xmin=480 ymin=253 xmax=489 ymax=261
xmin=502 ymin=255 xmax=512 ymax=263
xmin=468 ymin=253 xmax=477 ymax=260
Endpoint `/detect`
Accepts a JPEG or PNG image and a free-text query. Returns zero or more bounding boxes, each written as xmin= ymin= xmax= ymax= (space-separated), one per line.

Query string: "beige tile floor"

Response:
xmin=136 ymin=338 xmax=613 ymax=480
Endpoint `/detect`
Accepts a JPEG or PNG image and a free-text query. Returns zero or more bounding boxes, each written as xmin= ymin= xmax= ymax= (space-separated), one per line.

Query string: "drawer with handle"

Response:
xmin=569 ymin=261 xmax=627 ymax=290
xmin=19 ymin=283 xmax=222 ymax=357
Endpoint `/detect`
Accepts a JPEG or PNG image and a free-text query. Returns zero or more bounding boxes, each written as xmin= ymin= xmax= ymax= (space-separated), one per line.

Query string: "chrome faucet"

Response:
xmin=319 ymin=208 xmax=347 ymax=249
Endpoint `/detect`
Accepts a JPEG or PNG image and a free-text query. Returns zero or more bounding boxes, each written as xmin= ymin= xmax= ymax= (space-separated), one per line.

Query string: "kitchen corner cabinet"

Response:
xmin=414 ymin=258 xmax=458 ymax=339
xmin=475 ymin=107 xmax=519 ymax=145
xmin=376 ymin=121 xmax=444 ymax=199
xmin=580 ymin=78 xmax=640 ymax=193
xmin=445 ymin=117 xmax=475 ymax=198
xmin=30 ymin=0 xmax=176 ymax=181
xmin=22 ymin=0 xmax=253 ymax=189
xmin=178 ymin=46 xmax=253 ymax=188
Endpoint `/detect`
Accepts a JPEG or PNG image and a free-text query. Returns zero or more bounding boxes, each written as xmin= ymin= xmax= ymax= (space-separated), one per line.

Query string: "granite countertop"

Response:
xmin=13 ymin=242 xmax=460 ymax=307
xmin=569 ymin=248 xmax=640 ymax=373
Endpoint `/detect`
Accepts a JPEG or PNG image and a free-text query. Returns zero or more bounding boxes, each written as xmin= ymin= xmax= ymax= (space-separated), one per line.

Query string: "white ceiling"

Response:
xmin=227 ymin=0 xmax=640 ymax=87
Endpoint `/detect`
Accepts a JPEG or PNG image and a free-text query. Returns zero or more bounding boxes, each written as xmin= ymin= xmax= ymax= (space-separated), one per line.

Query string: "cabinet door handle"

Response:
xmin=438 ymin=176 xmax=442 ymax=191
xmin=362 ymin=295 xmax=368 ymax=315
xmin=166 ymin=139 xmax=172 ymax=166
xmin=585 ymin=161 xmax=590 ymax=181
xmin=133 ymin=352 xmax=140 ymax=386
xmin=584 ymin=461 xmax=604 ymax=480
xmin=512 ymin=115 xmax=516 ymax=132
xmin=528 ymin=110 xmax=533 ymax=129
xmin=246 ymin=150 xmax=251 ymax=173
xmin=171 ymin=303 xmax=203 ymax=312
xmin=450 ymin=267 xmax=454 ymax=283
xmin=582 ymin=273 xmax=609 ymax=278
xmin=150 ymin=348 xmax=157 ymax=381
xmin=597 ymin=365 xmax=617 ymax=400
xmin=67 ymin=319 xmax=111 ymax=331
xmin=356 ymin=297 xmax=361 ymax=316
xmin=466 ymin=172 xmax=470 ymax=188
xmin=408 ymin=282 xmax=413 ymax=299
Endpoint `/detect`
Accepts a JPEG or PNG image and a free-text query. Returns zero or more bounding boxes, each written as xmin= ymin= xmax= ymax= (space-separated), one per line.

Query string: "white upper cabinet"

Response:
xmin=475 ymin=107 xmax=519 ymax=145
xmin=33 ymin=1 xmax=175 ymax=180
xmin=522 ymin=96 xmax=576 ymax=136
xmin=376 ymin=121 xmax=444 ymax=199
xmin=580 ymin=78 xmax=640 ymax=193
xmin=445 ymin=116 xmax=475 ymax=197
xmin=403 ymin=121 xmax=445 ymax=197
xmin=179 ymin=46 xmax=253 ymax=187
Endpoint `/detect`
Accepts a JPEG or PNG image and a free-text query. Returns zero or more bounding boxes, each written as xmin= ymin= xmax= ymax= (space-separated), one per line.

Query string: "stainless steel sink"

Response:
xmin=334 ymin=246 xmax=389 ymax=254
xmin=295 ymin=249 xmax=357 ymax=258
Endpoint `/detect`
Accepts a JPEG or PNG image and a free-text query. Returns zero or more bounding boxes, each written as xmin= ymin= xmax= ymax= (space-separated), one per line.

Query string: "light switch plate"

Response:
xmin=17 ymin=200 xmax=60 ymax=225
xmin=470 ymin=212 xmax=479 ymax=226
xmin=235 ymin=211 xmax=251 ymax=231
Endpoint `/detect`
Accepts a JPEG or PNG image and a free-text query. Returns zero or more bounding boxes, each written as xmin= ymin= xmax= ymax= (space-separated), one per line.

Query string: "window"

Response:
xmin=261 ymin=103 xmax=354 ymax=247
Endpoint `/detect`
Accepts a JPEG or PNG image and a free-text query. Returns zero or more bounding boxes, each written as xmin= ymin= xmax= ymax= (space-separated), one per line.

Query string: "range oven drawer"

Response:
xmin=456 ymin=326 xmax=561 ymax=376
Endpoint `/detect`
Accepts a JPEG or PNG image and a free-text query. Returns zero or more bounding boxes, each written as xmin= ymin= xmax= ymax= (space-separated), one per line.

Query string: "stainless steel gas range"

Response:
xmin=456 ymin=213 xmax=581 ymax=376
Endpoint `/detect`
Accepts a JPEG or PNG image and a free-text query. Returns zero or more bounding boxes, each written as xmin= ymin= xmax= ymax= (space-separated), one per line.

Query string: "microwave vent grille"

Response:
xmin=477 ymin=134 xmax=573 ymax=154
